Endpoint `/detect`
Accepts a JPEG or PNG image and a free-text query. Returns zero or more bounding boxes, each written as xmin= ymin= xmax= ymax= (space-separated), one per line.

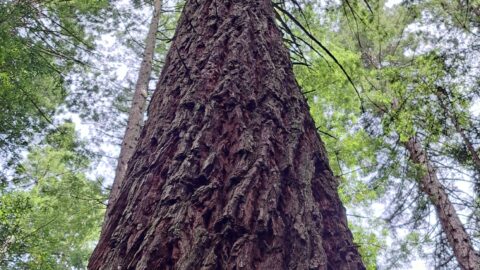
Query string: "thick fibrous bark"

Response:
xmin=110 ymin=0 xmax=163 ymax=207
xmin=405 ymin=137 xmax=480 ymax=270
xmin=89 ymin=1 xmax=364 ymax=269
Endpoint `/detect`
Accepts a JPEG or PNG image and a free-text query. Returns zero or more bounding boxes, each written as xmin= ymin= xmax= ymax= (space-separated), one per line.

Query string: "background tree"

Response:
xmin=0 ymin=1 xmax=113 ymax=268
xmin=0 ymin=0 xmax=110 ymax=171
xmin=110 ymin=0 xmax=164 ymax=213
xmin=289 ymin=0 xmax=480 ymax=268
xmin=0 ymin=124 xmax=107 ymax=269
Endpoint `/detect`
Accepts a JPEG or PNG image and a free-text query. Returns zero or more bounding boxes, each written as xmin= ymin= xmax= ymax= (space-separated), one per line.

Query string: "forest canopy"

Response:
xmin=0 ymin=0 xmax=479 ymax=269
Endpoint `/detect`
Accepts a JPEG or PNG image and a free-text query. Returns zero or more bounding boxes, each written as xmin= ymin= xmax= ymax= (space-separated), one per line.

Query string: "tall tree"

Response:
xmin=286 ymin=1 xmax=480 ymax=267
xmin=109 ymin=0 xmax=164 ymax=214
xmin=89 ymin=0 xmax=365 ymax=269
xmin=403 ymin=135 xmax=480 ymax=269
xmin=332 ymin=1 xmax=480 ymax=268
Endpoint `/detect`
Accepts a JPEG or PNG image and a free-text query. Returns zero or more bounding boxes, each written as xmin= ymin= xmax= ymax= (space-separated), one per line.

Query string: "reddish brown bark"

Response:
xmin=89 ymin=1 xmax=364 ymax=269
xmin=405 ymin=137 xmax=480 ymax=270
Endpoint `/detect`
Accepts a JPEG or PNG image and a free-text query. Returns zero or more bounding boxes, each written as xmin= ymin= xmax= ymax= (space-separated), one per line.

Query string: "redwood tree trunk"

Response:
xmin=89 ymin=1 xmax=364 ymax=269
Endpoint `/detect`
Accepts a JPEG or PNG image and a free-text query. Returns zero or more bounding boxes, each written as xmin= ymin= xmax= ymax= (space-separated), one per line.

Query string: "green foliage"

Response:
xmin=292 ymin=0 xmax=480 ymax=267
xmin=0 ymin=0 xmax=478 ymax=268
xmin=0 ymin=2 xmax=114 ymax=267
xmin=0 ymin=0 xmax=110 ymax=165
xmin=350 ymin=223 xmax=387 ymax=270
xmin=0 ymin=124 xmax=107 ymax=269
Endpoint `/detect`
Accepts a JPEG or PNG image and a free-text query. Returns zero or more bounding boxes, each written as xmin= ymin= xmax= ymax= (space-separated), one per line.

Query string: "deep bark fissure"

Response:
xmin=89 ymin=1 xmax=364 ymax=269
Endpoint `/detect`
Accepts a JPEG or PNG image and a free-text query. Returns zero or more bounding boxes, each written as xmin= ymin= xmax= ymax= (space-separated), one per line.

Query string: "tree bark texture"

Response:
xmin=110 ymin=0 xmax=163 ymax=208
xmin=405 ymin=137 xmax=480 ymax=270
xmin=89 ymin=0 xmax=365 ymax=269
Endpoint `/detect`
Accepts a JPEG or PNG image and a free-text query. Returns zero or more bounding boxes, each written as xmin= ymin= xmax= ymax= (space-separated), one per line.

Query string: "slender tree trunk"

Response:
xmin=110 ymin=0 xmax=163 ymax=207
xmin=89 ymin=0 xmax=364 ymax=269
xmin=436 ymin=88 xmax=480 ymax=261
xmin=436 ymin=88 xmax=480 ymax=171
xmin=404 ymin=136 xmax=480 ymax=270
